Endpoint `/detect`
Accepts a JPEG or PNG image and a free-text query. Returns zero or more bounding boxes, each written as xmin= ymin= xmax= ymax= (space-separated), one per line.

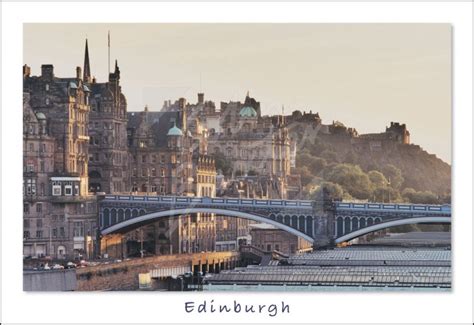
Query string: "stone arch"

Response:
xmin=344 ymin=217 xmax=351 ymax=235
xmin=291 ymin=215 xmax=298 ymax=228
xmin=351 ymin=217 xmax=359 ymax=231
xmin=118 ymin=209 xmax=124 ymax=222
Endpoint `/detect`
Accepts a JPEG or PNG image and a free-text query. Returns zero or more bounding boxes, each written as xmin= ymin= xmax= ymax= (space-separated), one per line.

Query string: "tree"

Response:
xmin=294 ymin=166 xmax=314 ymax=187
xmin=402 ymin=188 xmax=439 ymax=204
xmin=368 ymin=170 xmax=388 ymax=188
xmin=382 ymin=164 xmax=404 ymax=190
xmin=322 ymin=163 xmax=372 ymax=200
xmin=311 ymin=181 xmax=344 ymax=201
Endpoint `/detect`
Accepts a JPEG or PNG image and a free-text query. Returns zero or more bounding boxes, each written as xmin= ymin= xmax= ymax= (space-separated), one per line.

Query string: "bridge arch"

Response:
xmin=101 ymin=207 xmax=315 ymax=243
xmin=335 ymin=216 xmax=451 ymax=244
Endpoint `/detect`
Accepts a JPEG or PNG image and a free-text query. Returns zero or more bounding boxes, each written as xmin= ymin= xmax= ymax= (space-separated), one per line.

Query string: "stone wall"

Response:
xmin=76 ymin=251 xmax=240 ymax=291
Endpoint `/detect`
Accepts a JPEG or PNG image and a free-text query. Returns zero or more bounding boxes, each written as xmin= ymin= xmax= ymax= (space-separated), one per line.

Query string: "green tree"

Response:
xmin=368 ymin=170 xmax=388 ymax=188
xmin=382 ymin=164 xmax=404 ymax=190
xmin=311 ymin=181 xmax=345 ymax=201
xmin=322 ymin=163 xmax=372 ymax=200
xmin=295 ymin=166 xmax=314 ymax=187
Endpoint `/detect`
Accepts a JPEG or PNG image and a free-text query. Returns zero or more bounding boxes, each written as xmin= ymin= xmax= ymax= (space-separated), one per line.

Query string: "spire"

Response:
xmin=83 ymin=39 xmax=91 ymax=82
xmin=246 ymin=90 xmax=250 ymax=98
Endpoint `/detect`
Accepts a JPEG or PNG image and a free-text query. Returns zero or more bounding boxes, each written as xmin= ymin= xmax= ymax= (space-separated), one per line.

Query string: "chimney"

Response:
xmin=41 ymin=64 xmax=54 ymax=80
xmin=76 ymin=66 xmax=82 ymax=80
xmin=178 ymin=98 xmax=187 ymax=110
xmin=23 ymin=64 xmax=31 ymax=78
xmin=198 ymin=93 xmax=204 ymax=104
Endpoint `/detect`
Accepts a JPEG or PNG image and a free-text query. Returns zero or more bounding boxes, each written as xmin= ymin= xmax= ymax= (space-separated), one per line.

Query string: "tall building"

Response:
xmin=23 ymin=64 xmax=97 ymax=259
xmin=86 ymin=39 xmax=129 ymax=194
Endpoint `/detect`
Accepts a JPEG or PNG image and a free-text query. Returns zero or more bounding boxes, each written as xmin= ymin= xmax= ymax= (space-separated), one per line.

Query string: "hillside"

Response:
xmin=288 ymin=121 xmax=451 ymax=203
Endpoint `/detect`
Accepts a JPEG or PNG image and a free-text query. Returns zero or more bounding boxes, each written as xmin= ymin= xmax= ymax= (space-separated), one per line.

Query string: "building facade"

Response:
xmin=249 ymin=223 xmax=312 ymax=255
xmin=23 ymin=64 xmax=97 ymax=259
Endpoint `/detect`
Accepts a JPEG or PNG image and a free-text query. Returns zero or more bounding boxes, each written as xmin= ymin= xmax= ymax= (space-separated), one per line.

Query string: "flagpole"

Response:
xmin=108 ymin=31 xmax=110 ymax=77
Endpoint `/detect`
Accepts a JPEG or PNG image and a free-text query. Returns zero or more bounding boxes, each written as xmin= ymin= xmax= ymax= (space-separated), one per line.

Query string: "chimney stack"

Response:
xmin=198 ymin=93 xmax=204 ymax=104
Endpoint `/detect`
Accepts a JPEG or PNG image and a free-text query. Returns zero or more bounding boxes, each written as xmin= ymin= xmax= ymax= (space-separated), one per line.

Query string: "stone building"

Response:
xmin=87 ymin=41 xmax=129 ymax=194
xmin=125 ymin=107 xmax=217 ymax=255
xmin=249 ymin=223 xmax=312 ymax=255
xmin=208 ymin=93 xmax=292 ymax=198
xmin=23 ymin=65 xmax=97 ymax=259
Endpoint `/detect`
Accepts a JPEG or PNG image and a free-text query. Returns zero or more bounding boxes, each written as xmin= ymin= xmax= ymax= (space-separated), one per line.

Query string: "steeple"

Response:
xmin=83 ymin=39 xmax=91 ymax=83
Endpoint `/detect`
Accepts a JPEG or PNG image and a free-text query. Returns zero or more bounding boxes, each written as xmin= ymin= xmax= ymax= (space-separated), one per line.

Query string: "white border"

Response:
xmin=1 ymin=2 xmax=472 ymax=324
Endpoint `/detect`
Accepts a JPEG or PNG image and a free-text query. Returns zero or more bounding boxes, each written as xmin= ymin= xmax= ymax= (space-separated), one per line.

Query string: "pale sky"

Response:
xmin=24 ymin=24 xmax=451 ymax=163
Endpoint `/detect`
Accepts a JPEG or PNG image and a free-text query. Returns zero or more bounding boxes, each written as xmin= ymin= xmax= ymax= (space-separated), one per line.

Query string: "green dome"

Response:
xmin=239 ymin=106 xmax=257 ymax=118
xmin=167 ymin=123 xmax=183 ymax=136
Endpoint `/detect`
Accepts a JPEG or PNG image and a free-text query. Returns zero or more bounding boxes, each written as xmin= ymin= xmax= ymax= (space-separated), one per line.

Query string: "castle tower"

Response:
xmin=83 ymin=39 xmax=91 ymax=83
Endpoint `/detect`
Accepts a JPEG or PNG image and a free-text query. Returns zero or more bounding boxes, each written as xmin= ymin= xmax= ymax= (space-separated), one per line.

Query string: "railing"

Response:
xmin=335 ymin=202 xmax=451 ymax=215
xmin=100 ymin=194 xmax=451 ymax=215
xmin=239 ymin=245 xmax=269 ymax=257
xmin=101 ymin=194 xmax=314 ymax=209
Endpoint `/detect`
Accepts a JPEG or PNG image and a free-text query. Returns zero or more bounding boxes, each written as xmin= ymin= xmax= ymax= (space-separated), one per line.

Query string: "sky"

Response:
xmin=23 ymin=24 xmax=451 ymax=163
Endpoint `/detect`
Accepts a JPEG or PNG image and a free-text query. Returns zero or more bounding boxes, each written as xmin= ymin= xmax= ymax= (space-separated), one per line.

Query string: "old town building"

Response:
xmin=87 ymin=40 xmax=129 ymax=194
xmin=23 ymin=64 xmax=97 ymax=259
xmin=207 ymin=93 xmax=292 ymax=198
xmin=125 ymin=107 xmax=217 ymax=255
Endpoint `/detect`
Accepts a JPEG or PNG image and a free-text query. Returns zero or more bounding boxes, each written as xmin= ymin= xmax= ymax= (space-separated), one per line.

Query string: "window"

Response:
xmin=73 ymin=221 xmax=84 ymax=237
xmin=52 ymin=181 xmax=61 ymax=196
xmin=151 ymin=168 xmax=156 ymax=176
xmin=267 ymin=244 xmax=272 ymax=251
xmin=275 ymin=244 xmax=280 ymax=251
xmin=142 ymin=155 xmax=147 ymax=163
xmin=36 ymin=230 xmax=43 ymax=238
xmin=132 ymin=168 xmax=137 ymax=177
xmin=36 ymin=219 xmax=42 ymax=228
xmin=26 ymin=179 xmax=36 ymax=195
xmin=40 ymin=161 xmax=45 ymax=172
xmin=152 ymin=155 xmax=156 ymax=163
xmin=64 ymin=182 xmax=72 ymax=196
xmin=23 ymin=231 xmax=30 ymax=239
xmin=59 ymin=227 xmax=65 ymax=237
xmin=142 ymin=168 xmax=147 ymax=177
xmin=151 ymin=185 xmax=157 ymax=192
xmin=24 ymin=203 xmax=30 ymax=213
xmin=160 ymin=155 xmax=165 ymax=164
xmin=36 ymin=203 xmax=42 ymax=213
xmin=27 ymin=164 xmax=34 ymax=172
xmin=160 ymin=168 xmax=165 ymax=177
xmin=53 ymin=228 xmax=57 ymax=237
xmin=40 ymin=183 xmax=45 ymax=196
xmin=45 ymin=84 xmax=49 ymax=91
xmin=24 ymin=219 xmax=30 ymax=228
xmin=74 ymin=184 xmax=79 ymax=196
xmin=45 ymin=98 xmax=50 ymax=105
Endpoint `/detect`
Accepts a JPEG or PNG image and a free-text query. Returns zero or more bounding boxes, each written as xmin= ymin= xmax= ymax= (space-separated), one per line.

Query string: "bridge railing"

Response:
xmin=335 ymin=202 xmax=451 ymax=215
xmin=101 ymin=194 xmax=314 ymax=209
